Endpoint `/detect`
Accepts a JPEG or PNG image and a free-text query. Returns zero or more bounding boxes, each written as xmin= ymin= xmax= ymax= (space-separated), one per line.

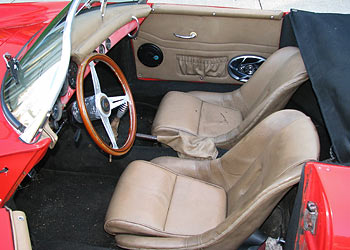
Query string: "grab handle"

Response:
xmin=173 ymin=31 xmax=197 ymax=39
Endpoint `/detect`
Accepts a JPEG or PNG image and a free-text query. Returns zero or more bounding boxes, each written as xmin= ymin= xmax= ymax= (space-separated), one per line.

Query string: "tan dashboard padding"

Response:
xmin=71 ymin=4 xmax=151 ymax=63
xmin=151 ymin=4 xmax=283 ymax=19
xmin=133 ymin=5 xmax=283 ymax=84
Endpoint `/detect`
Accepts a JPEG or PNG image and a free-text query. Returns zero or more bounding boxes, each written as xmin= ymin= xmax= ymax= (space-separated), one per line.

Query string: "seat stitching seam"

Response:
xmin=137 ymin=160 xmax=225 ymax=189
xmin=106 ymin=218 xmax=192 ymax=237
xmin=216 ymin=159 xmax=231 ymax=191
xmin=197 ymin=101 xmax=204 ymax=135
xmin=163 ymin=175 xmax=177 ymax=231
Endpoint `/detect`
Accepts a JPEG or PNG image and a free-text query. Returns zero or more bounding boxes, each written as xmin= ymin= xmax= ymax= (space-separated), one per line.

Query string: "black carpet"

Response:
xmin=37 ymin=240 xmax=115 ymax=250
xmin=15 ymin=169 xmax=119 ymax=249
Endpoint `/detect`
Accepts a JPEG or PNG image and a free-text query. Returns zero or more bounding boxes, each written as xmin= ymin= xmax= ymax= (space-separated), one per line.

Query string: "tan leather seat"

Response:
xmin=105 ymin=110 xmax=319 ymax=250
xmin=152 ymin=47 xmax=308 ymax=159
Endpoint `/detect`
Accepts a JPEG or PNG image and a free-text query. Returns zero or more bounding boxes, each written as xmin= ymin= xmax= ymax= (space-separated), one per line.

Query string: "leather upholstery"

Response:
xmin=105 ymin=161 xmax=226 ymax=237
xmin=152 ymin=47 xmax=309 ymax=159
xmin=105 ymin=110 xmax=320 ymax=249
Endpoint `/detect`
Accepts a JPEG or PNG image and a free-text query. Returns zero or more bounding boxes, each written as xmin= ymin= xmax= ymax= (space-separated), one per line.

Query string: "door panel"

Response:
xmin=133 ymin=4 xmax=283 ymax=84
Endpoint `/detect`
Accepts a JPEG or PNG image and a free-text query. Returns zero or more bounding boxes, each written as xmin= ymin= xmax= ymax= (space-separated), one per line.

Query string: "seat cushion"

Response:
xmin=152 ymin=91 xmax=242 ymax=138
xmin=105 ymin=160 xmax=226 ymax=237
xmin=152 ymin=91 xmax=242 ymax=159
xmin=198 ymin=101 xmax=242 ymax=137
xmin=152 ymin=91 xmax=203 ymax=136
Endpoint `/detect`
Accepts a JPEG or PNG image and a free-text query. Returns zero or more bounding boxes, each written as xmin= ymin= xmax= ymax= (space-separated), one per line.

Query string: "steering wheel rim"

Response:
xmin=76 ymin=53 xmax=136 ymax=156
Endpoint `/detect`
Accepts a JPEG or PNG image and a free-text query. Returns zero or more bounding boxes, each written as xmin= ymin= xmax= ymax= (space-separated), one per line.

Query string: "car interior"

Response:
xmin=8 ymin=3 xmax=332 ymax=250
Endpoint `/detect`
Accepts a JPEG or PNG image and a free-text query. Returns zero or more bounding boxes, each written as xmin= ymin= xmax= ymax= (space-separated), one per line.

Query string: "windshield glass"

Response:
xmin=1 ymin=0 xmax=138 ymax=142
xmin=3 ymin=23 xmax=64 ymax=126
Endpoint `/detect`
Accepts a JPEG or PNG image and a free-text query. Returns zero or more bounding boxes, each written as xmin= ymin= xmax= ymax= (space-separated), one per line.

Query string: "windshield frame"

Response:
xmin=0 ymin=0 xmax=81 ymax=143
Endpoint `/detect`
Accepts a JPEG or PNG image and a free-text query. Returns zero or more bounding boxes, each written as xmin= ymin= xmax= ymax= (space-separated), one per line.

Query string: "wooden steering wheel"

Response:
xmin=76 ymin=53 xmax=136 ymax=156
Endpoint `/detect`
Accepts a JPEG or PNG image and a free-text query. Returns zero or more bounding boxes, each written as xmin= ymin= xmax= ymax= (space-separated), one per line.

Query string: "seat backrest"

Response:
xmin=205 ymin=110 xmax=319 ymax=249
xmin=216 ymin=47 xmax=308 ymax=148
xmin=239 ymin=47 xmax=307 ymax=116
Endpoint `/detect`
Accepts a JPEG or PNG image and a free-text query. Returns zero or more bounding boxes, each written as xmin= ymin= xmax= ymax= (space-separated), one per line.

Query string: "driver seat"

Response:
xmin=152 ymin=47 xmax=308 ymax=159
xmin=104 ymin=110 xmax=319 ymax=250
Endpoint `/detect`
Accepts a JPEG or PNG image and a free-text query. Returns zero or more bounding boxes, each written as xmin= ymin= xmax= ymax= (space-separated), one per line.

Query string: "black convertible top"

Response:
xmin=281 ymin=10 xmax=350 ymax=163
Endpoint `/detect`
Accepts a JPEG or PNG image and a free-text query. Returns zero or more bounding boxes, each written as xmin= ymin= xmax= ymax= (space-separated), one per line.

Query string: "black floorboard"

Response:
xmin=41 ymin=118 xmax=177 ymax=175
xmin=15 ymin=169 xmax=119 ymax=249
xmin=36 ymin=240 xmax=115 ymax=250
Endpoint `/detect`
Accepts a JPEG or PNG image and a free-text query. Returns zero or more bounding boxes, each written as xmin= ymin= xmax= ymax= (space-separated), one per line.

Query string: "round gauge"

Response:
xmin=67 ymin=61 xmax=78 ymax=89
xmin=51 ymin=100 xmax=63 ymax=121
xmin=105 ymin=38 xmax=111 ymax=50
xmin=98 ymin=44 xmax=106 ymax=54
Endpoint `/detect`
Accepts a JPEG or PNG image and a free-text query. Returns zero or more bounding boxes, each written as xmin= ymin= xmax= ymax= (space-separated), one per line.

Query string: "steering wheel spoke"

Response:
xmin=89 ymin=61 xmax=102 ymax=95
xmin=109 ymin=95 xmax=127 ymax=110
xmin=101 ymin=116 xmax=118 ymax=149
xmin=76 ymin=53 xmax=136 ymax=156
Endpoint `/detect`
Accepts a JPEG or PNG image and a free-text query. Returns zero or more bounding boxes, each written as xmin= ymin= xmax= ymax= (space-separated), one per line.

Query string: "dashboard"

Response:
xmin=49 ymin=4 xmax=150 ymax=134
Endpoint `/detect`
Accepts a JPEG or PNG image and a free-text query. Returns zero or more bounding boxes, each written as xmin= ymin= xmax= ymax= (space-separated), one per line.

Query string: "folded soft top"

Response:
xmin=282 ymin=10 xmax=350 ymax=163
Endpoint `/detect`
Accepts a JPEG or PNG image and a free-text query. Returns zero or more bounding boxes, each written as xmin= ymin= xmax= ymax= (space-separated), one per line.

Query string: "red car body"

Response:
xmin=0 ymin=1 xmax=68 ymax=208
xmin=0 ymin=4 xmax=68 ymax=249
xmin=0 ymin=2 xmax=349 ymax=250
xmin=295 ymin=162 xmax=350 ymax=249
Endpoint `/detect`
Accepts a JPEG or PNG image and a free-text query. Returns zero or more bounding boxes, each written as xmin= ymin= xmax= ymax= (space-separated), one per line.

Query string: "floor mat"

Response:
xmin=15 ymin=169 xmax=120 ymax=249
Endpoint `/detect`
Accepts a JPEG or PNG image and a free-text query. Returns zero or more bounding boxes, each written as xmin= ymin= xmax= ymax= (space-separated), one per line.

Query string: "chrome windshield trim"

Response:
xmin=19 ymin=0 xmax=81 ymax=143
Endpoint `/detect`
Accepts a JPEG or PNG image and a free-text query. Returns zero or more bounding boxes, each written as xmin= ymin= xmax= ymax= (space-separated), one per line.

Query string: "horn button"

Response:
xmin=100 ymin=96 xmax=110 ymax=113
